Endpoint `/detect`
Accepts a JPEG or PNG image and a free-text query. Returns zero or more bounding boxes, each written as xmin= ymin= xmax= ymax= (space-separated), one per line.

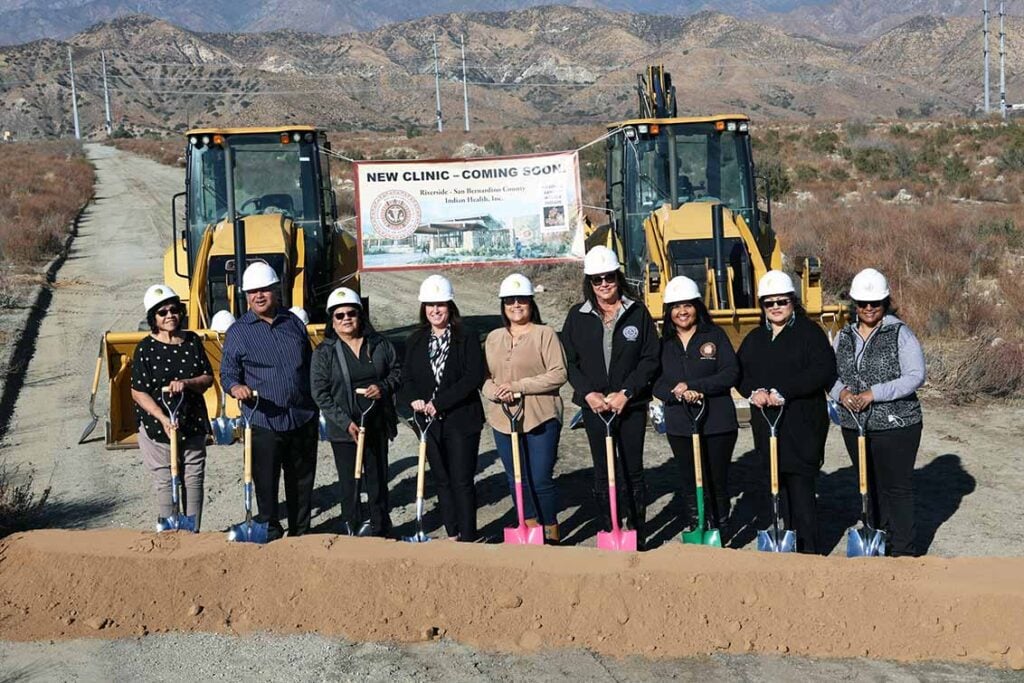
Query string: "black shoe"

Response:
xmin=593 ymin=487 xmax=612 ymax=533
xmin=628 ymin=483 xmax=648 ymax=551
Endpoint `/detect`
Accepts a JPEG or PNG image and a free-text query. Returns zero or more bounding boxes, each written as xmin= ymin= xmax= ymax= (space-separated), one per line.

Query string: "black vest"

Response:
xmin=836 ymin=322 xmax=922 ymax=431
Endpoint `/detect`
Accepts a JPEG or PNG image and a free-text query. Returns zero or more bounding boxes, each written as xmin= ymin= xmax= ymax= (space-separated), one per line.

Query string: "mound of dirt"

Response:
xmin=1 ymin=530 xmax=1022 ymax=669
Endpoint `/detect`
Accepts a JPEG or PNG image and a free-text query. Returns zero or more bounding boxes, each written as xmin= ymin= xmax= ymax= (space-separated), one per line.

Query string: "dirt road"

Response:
xmin=0 ymin=145 xmax=1021 ymax=678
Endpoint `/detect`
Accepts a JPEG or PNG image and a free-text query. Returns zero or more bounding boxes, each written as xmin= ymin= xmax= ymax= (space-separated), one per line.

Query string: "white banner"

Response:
xmin=354 ymin=151 xmax=582 ymax=271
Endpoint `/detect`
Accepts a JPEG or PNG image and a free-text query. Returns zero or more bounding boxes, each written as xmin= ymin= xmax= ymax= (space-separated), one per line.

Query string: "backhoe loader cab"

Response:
xmin=100 ymin=126 xmax=358 ymax=448
xmin=599 ymin=108 xmax=843 ymax=348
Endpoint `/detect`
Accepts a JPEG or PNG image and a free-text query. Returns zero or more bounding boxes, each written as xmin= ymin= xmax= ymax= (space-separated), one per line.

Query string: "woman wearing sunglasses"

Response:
xmin=736 ymin=270 xmax=837 ymax=554
xmin=652 ymin=276 xmax=739 ymax=539
xmin=399 ymin=275 xmax=485 ymax=542
xmin=830 ymin=268 xmax=925 ymax=556
xmin=311 ymin=287 xmax=401 ymax=536
xmin=561 ymin=246 xmax=660 ymax=548
xmin=483 ymin=273 xmax=568 ymax=544
xmin=130 ymin=284 xmax=214 ymax=529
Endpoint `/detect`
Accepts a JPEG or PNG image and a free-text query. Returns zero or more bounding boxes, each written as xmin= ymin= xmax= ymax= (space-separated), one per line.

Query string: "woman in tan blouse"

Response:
xmin=483 ymin=274 xmax=568 ymax=543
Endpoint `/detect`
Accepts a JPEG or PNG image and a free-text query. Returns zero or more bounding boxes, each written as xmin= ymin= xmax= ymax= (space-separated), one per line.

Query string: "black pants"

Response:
xmin=667 ymin=430 xmax=737 ymax=526
xmin=251 ymin=418 xmax=318 ymax=539
xmin=425 ymin=420 xmax=481 ymax=542
xmin=779 ymin=471 xmax=819 ymax=554
xmin=331 ymin=430 xmax=391 ymax=536
xmin=842 ymin=422 xmax=922 ymax=557
xmin=582 ymin=407 xmax=647 ymax=532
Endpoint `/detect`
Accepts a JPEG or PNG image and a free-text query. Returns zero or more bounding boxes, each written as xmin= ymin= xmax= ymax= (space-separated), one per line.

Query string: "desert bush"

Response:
xmin=0 ymin=141 xmax=93 ymax=265
xmin=852 ymin=147 xmax=893 ymax=177
xmin=106 ymin=138 xmax=184 ymax=167
xmin=0 ymin=462 xmax=48 ymax=538
xmin=807 ymin=130 xmax=840 ymax=155
xmin=996 ymin=144 xmax=1024 ymax=172
xmin=943 ymin=153 xmax=971 ymax=184
xmin=758 ymin=158 xmax=792 ymax=198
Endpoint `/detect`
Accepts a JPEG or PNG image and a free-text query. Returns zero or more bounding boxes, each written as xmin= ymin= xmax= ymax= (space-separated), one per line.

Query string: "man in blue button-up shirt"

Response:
xmin=221 ymin=262 xmax=317 ymax=540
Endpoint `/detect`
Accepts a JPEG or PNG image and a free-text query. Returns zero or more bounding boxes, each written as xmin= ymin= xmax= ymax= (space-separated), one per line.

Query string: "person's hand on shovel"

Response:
xmin=362 ymin=384 xmax=382 ymax=400
xmin=682 ymin=390 xmax=703 ymax=403
xmin=158 ymin=415 xmax=176 ymax=436
xmin=347 ymin=422 xmax=360 ymax=441
xmin=585 ymin=392 xmax=607 ymax=413
xmin=852 ymin=389 xmax=874 ymax=412
xmin=605 ymin=391 xmax=629 ymax=415
xmin=494 ymin=383 xmax=516 ymax=403
xmin=230 ymin=384 xmax=254 ymax=402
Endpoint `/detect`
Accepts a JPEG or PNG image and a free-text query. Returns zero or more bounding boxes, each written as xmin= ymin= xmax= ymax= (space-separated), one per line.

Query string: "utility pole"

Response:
xmin=460 ymin=34 xmax=470 ymax=132
xmin=999 ymin=0 xmax=1007 ymax=119
xmin=432 ymin=35 xmax=443 ymax=133
xmin=983 ymin=0 xmax=991 ymax=113
xmin=101 ymin=51 xmax=113 ymax=136
xmin=68 ymin=46 xmax=81 ymax=140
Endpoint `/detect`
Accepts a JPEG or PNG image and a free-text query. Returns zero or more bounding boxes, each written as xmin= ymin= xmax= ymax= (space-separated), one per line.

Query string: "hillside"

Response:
xmin=0 ymin=8 xmax=1017 ymax=139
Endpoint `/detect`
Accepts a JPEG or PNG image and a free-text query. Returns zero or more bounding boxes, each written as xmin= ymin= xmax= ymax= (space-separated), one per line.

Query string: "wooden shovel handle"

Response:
xmin=510 ymin=428 xmax=523 ymax=484
xmin=416 ymin=440 xmax=428 ymax=499
xmin=605 ymin=436 xmax=616 ymax=487
xmin=89 ymin=343 xmax=103 ymax=396
xmin=168 ymin=425 xmax=180 ymax=479
xmin=692 ymin=433 xmax=703 ymax=488
xmin=858 ymin=435 xmax=868 ymax=496
xmin=354 ymin=427 xmax=366 ymax=480
xmin=243 ymin=426 xmax=253 ymax=485
xmin=769 ymin=436 xmax=779 ymax=496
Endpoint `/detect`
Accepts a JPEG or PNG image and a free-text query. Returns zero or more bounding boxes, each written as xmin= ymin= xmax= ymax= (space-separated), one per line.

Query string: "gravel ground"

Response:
xmin=0 ymin=144 xmax=1021 ymax=679
xmin=0 ymin=634 xmax=1016 ymax=682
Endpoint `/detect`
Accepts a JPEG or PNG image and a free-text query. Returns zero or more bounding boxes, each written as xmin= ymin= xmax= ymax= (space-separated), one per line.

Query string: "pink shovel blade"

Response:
xmin=597 ymin=528 xmax=637 ymax=551
xmin=504 ymin=524 xmax=545 ymax=545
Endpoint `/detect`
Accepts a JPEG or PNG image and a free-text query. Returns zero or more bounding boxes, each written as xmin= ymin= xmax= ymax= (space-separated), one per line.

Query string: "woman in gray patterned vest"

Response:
xmin=830 ymin=268 xmax=925 ymax=557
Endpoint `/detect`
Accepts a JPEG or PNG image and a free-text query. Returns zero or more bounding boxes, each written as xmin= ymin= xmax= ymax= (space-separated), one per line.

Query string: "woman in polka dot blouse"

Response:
xmin=130 ymin=284 xmax=214 ymax=529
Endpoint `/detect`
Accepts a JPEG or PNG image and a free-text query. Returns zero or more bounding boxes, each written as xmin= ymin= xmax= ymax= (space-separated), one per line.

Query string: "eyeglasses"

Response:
xmin=502 ymin=296 xmax=532 ymax=306
xmin=855 ymin=300 xmax=884 ymax=309
xmin=155 ymin=306 xmax=181 ymax=317
xmin=333 ymin=310 xmax=359 ymax=321
xmin=589 ymin=273 xmax=617 ymax=286
xmin=762 ymin=298 xmax=792 ymax=309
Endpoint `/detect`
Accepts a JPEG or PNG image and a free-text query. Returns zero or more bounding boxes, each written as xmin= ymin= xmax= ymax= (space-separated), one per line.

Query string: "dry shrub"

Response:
xmin=0 ymin=462 xmax=48 ymax=538
xmin=777 ymin=200 xmax=1024 ymax=397
xmin=106 ymin=139 xmax=185 ymax=167
xmin=0 ymin=141 xmax=94 ymax=265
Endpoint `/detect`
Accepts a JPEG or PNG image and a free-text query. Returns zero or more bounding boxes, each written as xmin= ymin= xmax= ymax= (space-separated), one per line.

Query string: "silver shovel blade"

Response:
xmin=318 ymin=413 xmax=329 ymax=441
xmin=227 ymin=520 xmax=269 ymax=544
xmin=757 ymin=528 xmax=797 ymax=552
xmin=846 ymin=524 xmax=887 ymax=558
xmin=211 ymin=417 xmax=235 ymax=445
xmin=403 ymin=530 xmax=431 ymax=543
xmin=156 ymin=514 xmax=197 ymax=533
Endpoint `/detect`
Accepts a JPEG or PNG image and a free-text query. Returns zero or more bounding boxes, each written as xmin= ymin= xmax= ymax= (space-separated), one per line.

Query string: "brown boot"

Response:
xmin=544 ymin=523 xmax=560 ymax=545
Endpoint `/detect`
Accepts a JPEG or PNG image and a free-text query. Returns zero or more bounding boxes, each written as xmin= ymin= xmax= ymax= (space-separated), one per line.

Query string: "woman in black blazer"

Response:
xmin=400 ymin=274 xmax=485 ymax=542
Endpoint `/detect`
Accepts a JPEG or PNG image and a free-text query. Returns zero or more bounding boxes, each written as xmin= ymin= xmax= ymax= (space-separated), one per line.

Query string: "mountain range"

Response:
xmin=0 ymin=7 xmax=1019 ymax=138
xmin=0 ymin=0 xmax=1015 ymax=45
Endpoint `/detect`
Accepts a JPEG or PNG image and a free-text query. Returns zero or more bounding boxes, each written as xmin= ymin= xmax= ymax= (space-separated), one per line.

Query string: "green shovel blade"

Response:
xmin=680 ymin=487 xmax=722 ymax=546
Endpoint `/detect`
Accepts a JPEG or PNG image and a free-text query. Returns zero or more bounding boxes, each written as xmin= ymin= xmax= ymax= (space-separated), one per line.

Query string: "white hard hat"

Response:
xmin=210 ymin=309 xmax=236 ymax=333
xmin=757 ymin=270 xmax=796 ymax=299
xmin=498 ymin=273 xmax=534 ymax=298
xmin=289 ymin=306 xmax=310 ymax=324
xmin=325 ymin=287 xmax=361 ymax=312
xmin=143 ymin=284 xmax=179 ymax=312
xmin=241 ymin=261 xmax=280 ymax=292
xmin=849 ymin=268 xmax=890 ymax=301
xmin=663 ymin=276 xmax=702 ymax=305
xmin=583 ymin=245 xmax=621 ymax=275
xmin=418 ymin=274 xmax=454 ymax=303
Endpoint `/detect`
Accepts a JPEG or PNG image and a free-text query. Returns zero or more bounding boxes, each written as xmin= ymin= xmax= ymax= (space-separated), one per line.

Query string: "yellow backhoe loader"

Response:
xmin=98 ymin=126 xmax=358 ymax=448
xmin=587 ymin=66 xmax=844 ymax=346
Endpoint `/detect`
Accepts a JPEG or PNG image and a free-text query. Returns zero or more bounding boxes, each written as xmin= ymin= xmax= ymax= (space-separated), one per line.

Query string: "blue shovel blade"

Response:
xmin=847 ymin=524 xmax=887 ymax=557
xmin=757 ymin=528 xmax=796 ymax=552
xmin=156 ymin=514 xmax=197 ymax=533
xmin=226 ymin=520 xmax=269 ymax=544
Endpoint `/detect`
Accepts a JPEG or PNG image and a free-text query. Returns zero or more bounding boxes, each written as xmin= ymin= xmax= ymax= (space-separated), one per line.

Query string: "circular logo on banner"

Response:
xmin=369 ymin=190 xmax=421 ymax=239
xmin=700 ymin=342 xmax=717 ymax=359
xmin=622 ymin=325 xmax=639 ymax=341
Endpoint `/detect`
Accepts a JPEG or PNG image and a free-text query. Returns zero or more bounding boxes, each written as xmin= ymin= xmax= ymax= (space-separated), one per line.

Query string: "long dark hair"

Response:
xmin=757 ymin=294 xmax=807 ymax=326
xmin=500 ymin=297 xmax=543 ymax=327
xmin=418 ymin=300 xmax=463 ymax=335
xmin=661 ymin=299 xmax=712 ymax=339
xmin=581 ymin=270 xmax=637 ymax=309
xmin=146 ymin=298 xmax=183 ymax=333
xmin=324 ymin=304 xmax=368 ymax=340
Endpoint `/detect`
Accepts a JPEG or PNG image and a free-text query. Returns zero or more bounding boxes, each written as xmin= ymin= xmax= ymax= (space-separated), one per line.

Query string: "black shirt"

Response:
xmin=131 ymin=332 xmax=214 ymax=443
xmin=341 ymin=340 xmax=382 ymax=428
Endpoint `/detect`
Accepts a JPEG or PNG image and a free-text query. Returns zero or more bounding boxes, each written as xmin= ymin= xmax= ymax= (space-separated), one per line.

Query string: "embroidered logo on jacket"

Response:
xmin=622 ymin=325 xmax=639 ymax=341
xmin=699 ymin=342 xmax=717 ymax=359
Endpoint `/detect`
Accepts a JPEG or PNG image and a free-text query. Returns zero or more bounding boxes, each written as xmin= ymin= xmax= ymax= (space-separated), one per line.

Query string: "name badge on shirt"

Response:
xmin=622 ymin=325 xmax=639 ymax=342
xmin=699 ymin=342 xmax=717 ymax=360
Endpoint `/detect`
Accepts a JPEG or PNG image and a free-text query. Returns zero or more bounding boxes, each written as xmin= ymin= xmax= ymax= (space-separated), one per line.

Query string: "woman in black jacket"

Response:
xmin=652 ymin=276 xmax=739 ymax=537
xmin=561 ymin=246 xmax=660 ymax=548
xmin=736 ymin=270 xmax=837 ymax=554
xmin=400 ymin=274 xmax=485 ymax=542
xmin=311 ymin=287 xmax=401 ymax=537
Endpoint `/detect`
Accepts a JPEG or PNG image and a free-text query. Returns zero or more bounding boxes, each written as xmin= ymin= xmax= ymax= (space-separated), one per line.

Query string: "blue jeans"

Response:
xmin=493 ymin=418 xmax=561 ymax=525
